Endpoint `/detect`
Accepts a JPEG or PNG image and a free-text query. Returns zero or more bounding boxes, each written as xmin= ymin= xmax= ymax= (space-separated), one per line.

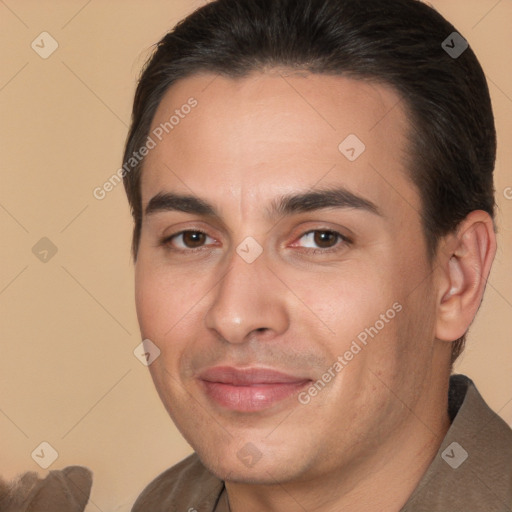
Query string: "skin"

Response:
xmin=134 ymin=71 xmax=496 ymax=511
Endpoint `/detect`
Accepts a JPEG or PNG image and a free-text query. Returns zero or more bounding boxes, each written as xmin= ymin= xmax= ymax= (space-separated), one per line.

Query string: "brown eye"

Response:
xmin=291 ymin=229 xmax=352 ymax=253
xmin=313 ymin=231 xmax=338 ymax=248
xmin=296 ymin=230 xmax=344 ymax=250
xmin=165 ymin=230 xmax=215 ymax=250
xmin=182 ymin=231 xmax=207 ymax=248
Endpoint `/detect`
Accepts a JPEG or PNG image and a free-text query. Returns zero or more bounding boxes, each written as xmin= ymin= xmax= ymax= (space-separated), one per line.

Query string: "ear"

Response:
xmin=435 ymin=210 xmax=496 ymax=342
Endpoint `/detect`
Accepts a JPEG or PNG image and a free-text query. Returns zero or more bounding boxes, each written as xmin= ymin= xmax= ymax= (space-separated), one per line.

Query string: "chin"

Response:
xmin=198 ymin=447 xmax=302 ymax=485
xmin=208 ymin=463 xmax=287 ymax=485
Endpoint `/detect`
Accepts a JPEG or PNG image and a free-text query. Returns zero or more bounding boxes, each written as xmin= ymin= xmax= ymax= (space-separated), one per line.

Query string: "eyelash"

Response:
xmin=159 ymin=230 xmax=216 ymax=254
xmin=291 ymin=230 xmax=352 ymax=254
xmin=159 ymin=229 xmax=352 ymax=255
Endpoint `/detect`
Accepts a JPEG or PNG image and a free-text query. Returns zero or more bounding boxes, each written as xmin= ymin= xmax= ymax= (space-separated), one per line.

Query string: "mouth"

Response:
xmin=198 ymin=366 xmax=312 ymax=412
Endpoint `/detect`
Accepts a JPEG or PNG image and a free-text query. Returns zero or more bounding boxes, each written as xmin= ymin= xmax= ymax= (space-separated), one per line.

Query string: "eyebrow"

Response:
xmin=144 ymin=187 xmax=382 ymax=219
xmin=145 ymin=192 xmax=215 ymax=217
xmin=269 ymin=188 xmax=381 ymax=218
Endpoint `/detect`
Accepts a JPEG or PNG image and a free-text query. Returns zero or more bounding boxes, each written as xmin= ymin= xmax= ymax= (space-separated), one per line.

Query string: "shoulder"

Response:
xmin=131 ymin=453 xmax=223 ymax=512
xmin=403 ymin=375 xmax=512 ymax=511
xmin=456 ymin=374 xmax=512 ymax=451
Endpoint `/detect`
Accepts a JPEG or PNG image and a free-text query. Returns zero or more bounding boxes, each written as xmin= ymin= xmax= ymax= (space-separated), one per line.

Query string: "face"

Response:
xmin=135 ymin=71 xmax=445 ymax=485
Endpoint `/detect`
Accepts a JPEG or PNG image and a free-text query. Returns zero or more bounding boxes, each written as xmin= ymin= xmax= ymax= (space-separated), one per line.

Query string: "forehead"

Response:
xmin=140 ymin=71 xmax=419 ymax=220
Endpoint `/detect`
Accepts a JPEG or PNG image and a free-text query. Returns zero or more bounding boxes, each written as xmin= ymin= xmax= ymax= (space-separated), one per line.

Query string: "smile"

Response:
xmin=198 ymin=366 xmax=312 ymax=412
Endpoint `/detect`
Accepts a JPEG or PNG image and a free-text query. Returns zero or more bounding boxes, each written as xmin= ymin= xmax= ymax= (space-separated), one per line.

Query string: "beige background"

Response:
xmin=0 ymin=1 xmax=511 ymax=510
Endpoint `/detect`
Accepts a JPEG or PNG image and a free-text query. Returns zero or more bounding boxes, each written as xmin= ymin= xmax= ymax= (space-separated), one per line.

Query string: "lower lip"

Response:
xmin=200 ymin=380 xmax=311 ymax=412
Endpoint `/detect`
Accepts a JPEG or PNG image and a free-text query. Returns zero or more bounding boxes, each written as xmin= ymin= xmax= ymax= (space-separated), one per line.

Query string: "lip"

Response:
xmin=198 ymin=366 xmax=311 ymax=412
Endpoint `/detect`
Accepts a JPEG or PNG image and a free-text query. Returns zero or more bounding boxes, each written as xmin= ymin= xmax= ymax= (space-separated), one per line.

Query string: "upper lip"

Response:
xmin=199 ymin=366 xmax=311 ymax=385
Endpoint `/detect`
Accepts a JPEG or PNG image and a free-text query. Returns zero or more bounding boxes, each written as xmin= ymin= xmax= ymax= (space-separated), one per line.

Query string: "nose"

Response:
xmin=204 ymin=248 xmax=289 ymax=344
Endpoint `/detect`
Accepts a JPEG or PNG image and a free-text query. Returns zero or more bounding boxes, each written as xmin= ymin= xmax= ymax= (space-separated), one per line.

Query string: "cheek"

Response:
xmin=135 ymin=264 xmax=194 ymax=390
xmin=135 ymin=257 xmax=205 ymax=339
xmin=134 ymin=258 xmax=216 ymax=390
xmin=286 ymin=263 xmax=396 ymax=342
xmin=134 ymin=267 xmax=170 ymax=339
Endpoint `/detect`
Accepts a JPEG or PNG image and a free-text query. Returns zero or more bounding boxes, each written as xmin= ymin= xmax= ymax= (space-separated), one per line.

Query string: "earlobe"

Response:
xmin=435 ymin=211 xmax=496 ymax=342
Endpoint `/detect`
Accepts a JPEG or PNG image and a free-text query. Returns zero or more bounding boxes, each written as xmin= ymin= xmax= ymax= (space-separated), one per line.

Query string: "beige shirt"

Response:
xmin=132 ymin=375 xmax=512 ymax=511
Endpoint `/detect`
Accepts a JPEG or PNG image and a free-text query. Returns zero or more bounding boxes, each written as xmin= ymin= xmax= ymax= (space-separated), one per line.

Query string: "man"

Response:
xmin=124 ymin=0 xmax=512 ymax=510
